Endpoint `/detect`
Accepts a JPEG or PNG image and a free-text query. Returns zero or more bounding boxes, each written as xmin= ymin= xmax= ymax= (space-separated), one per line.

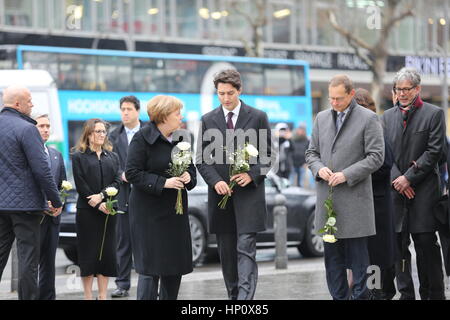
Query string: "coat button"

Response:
xmin=149 ymin=184 xmax=152 ymax=188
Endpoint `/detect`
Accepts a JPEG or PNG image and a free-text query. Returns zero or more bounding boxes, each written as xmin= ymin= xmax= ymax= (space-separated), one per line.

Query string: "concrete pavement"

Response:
xmin=0 ymin=247 xmax=448 ymax=300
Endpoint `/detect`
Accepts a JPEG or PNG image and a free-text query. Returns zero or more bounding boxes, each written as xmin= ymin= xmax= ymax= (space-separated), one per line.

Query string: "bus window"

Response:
xmin=292 ymin=65 xmax=306 ymax=96
xmin=165 ymin=59 xmax=200 ymax=93
xmin=98 ymin=56 xmax=132 ymax=91
xmin=263 ymin=65 xmax=293 ymax=96
xmin=59 ymin=53 xmax=96 ymax=91
xmin=236 ymin=63 xmax=264 ymax=95
xmin=23 ymin=52 xmax=59 ymax=85
xmin=132 ymin=57 xmax=166 ymax=92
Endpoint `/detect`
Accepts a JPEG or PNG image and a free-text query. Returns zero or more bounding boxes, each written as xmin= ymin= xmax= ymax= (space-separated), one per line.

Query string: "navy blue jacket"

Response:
xmin=47 ymin=146 xmax=67 ymax=224
xmin=0 ymin=107 xmax=62 ymax=212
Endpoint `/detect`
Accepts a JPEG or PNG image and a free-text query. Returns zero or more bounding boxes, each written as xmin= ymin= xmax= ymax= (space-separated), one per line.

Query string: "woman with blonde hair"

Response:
xmin=126 ymin=95 xmax=196 ymax=300
xmin=71 ymin=118 xmax=121 ymax=300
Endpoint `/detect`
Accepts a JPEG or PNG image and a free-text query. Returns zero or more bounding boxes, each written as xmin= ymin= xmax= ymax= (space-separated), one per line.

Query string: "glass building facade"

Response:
xmin=0 ymin=0 xmax=448 ymax=55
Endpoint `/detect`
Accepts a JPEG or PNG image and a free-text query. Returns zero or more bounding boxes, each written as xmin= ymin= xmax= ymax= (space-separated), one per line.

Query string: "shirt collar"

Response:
xmin=222 ymin=100 xmax=241 ymax=118
xmin=125 ymin=124 xmax=140 ymax=134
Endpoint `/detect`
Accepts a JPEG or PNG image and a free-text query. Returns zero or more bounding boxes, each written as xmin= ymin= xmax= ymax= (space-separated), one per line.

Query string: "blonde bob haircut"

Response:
xmin=147 ymin=95 xmax=183 ymax=124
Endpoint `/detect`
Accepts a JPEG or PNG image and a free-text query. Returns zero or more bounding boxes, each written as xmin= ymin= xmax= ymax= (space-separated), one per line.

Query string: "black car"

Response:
xmin=58 ymin=173 xmax=323 ymax=265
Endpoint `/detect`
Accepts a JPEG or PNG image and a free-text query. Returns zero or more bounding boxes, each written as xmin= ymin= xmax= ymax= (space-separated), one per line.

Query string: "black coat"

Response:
xmin=196 ymin=101 xmax=273 ymax=234
xmin=71 ymin=150 xmax=121 ymax=209
xmin=368 ymin=137 xmax=397 ymax=268
xmin=292 ymin=135 xmax=309 ymax=167
xmin=125 ymin=122 xmax=196 ymax=276
xmin=382 ymin=101 xmax=446 ymax=233
xmin=109 ymin=121 xmax=145 ymax=212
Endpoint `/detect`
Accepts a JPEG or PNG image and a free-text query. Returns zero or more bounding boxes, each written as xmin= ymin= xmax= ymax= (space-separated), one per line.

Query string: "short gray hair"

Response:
xmin=393 ymin=67 xmax=421 ymax=87
xmin=33 ymin=113 xmax=49 ymax=121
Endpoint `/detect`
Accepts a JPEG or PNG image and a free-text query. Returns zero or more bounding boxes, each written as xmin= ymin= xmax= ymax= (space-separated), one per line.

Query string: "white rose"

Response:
xmin=177 ymin=142 xmax=191 ymax=151
xmin=245 ymin=144 xmax=259 ymax=157
xmin=105 ymin=187 xmax=118 ymax=197
xmin=326 ymin=217 xmax=336 ymax=227
xmin=61 ymin=180 xmax=73 ymax=191
xmin=323 ymin=234 xmax=337 ymax=243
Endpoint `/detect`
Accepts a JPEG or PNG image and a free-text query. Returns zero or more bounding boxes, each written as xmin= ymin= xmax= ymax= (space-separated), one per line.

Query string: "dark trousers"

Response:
xmin=136 ymin=274 xmax=181 ymax=300
xmin=324 ymin=237 xmax=369 ymax=300
xmin=216 ymin=233 xmax=258 ymax=300
xmin=115 ymin=212 xmax=133 ymax=291
xmin=385 ymin=232 xmax=445 ymax=300
xmin=412 ymin=232 xmax=445 ymax=299
xmin=0 ymin=212 xmax=41 ymax=300
xmin=38 ymin=216 xmax=60 ymax=300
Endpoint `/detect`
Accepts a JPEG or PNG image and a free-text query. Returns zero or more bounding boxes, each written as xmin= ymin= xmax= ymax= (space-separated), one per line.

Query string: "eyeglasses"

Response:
xmin=328 ymin=96 xmax=346 ymax=103
xmin=393 ymin=86 xmax=416 ymax=94
xmin=93 ymin=130 xmax=107 ymax=135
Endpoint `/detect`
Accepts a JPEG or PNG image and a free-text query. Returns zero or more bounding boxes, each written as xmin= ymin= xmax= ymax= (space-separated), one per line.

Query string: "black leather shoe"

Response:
xmin=111 ymin=288 xmax=129 ymax=298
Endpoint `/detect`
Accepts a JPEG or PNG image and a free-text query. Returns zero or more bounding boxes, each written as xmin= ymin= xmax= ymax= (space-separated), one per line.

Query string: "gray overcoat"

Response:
xmin=306 ymin=100 xmax=385 ymax=239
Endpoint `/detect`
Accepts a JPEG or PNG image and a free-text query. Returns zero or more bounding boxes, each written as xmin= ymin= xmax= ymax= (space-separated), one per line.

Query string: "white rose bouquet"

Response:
xmin=318 ymin=187 xmax=338 ymax=243
xmin=218 ymin=143 xmax=259 ymax=209
xmin=167 ymin=142 xmax=192 ymax=215
xmin=99 ymin=187 xmax=124 ymax=261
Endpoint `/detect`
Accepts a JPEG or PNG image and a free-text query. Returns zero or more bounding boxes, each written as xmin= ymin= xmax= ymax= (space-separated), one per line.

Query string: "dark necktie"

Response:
xmin=336 ymin=112 xmax=344 ymax=131
xmin=227 ymin=112 xmax=234 ymax=129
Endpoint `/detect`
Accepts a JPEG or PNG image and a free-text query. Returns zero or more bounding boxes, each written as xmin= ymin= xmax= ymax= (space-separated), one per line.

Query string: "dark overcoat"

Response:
xmin=125 ymin=121 xmax=196 ymax=276
xmin=368 ymin=137 xmax=397 ymax=268
xmin=109 ymin=121 xmax=145 ymax=212
xmin=382 ymin=101 xmax=446 ymax=233
xmin=196 ymin=101 xmax=274 ymax=234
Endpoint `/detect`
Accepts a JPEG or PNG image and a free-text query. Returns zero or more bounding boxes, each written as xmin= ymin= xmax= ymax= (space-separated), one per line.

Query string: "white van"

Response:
xmin=0 ymin=70 xmax=64 ymax=152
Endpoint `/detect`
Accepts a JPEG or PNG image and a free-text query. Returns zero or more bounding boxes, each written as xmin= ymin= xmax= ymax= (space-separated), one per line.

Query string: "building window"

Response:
xmin=4 ymin=0 xmax=32 ymax=27
xmin=133 ymin=0 xmax=163 ymax=36
xmin=271 ymin=2 xmax=292 ymax=43
xmin=64 ymin=0 xmax=93 ymax=32
xmin=175 ymin=0 xmax=198 ymax=38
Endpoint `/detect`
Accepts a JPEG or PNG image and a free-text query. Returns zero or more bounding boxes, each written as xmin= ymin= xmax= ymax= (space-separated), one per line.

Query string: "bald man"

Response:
xmin=0 ymin=85 xmax=62 ymax=300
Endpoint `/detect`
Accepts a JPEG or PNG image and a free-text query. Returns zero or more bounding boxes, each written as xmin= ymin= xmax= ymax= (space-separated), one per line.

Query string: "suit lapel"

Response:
xmin=47 ymin=147 xmax=58 ymax=179
xmin=331 ymin=100 xmax=356 ymax=148
xmin=119 ymin=129 xmax=129 ymax=159
xmin=235 ymin=102 xmax=252 ymax=130
xmin=212 ymin=106 xmax=228 ymax=135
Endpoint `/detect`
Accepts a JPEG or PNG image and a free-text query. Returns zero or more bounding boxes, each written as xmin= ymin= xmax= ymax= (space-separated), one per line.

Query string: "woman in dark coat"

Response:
xmin=72 ymin=118 xmax=121 ymax=300
xmin=125 ymin=95 xmax=196 ymax=300
xmin=354 ymin=88 xmax=396 ymax=299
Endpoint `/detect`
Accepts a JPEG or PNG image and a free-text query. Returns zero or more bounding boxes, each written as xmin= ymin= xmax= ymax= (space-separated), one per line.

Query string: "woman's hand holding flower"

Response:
xmin=164 ymin=177 xmax=185 ymax=190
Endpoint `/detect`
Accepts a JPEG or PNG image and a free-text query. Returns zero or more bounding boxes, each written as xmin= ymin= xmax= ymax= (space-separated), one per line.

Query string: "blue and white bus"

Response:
xmin=1 ymin=45 xmax=312 ymax=161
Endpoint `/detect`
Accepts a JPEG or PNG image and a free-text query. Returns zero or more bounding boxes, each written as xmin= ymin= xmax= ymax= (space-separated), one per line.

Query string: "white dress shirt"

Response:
xmin=222 ymin=101 xmax=241 ymax=128
xmin=125 ymin=124 xmax=140 ymax=145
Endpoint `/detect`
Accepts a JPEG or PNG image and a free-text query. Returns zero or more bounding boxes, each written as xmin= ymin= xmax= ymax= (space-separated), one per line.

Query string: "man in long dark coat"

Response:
xmin=196 ymin=69 xmax=274 ymax=300
xmin=382 ymin=67 xmax=446 ymax=300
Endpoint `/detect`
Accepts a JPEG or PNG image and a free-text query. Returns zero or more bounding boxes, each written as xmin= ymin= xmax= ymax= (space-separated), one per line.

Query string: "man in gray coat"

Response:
xmin=306 ymin=75 xmax=384 ymax=300
xmin=196 ymin=69 xmax=274 ymax=300
xmin=382 ymin=67 xmax=446 ymax=300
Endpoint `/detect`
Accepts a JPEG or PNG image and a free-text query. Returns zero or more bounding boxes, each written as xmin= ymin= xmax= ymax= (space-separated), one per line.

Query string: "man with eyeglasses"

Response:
xmin=382 ymin=67 xmax=446 ymax=300
xmin=306 ymin=74 xmax=384 ymax=300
